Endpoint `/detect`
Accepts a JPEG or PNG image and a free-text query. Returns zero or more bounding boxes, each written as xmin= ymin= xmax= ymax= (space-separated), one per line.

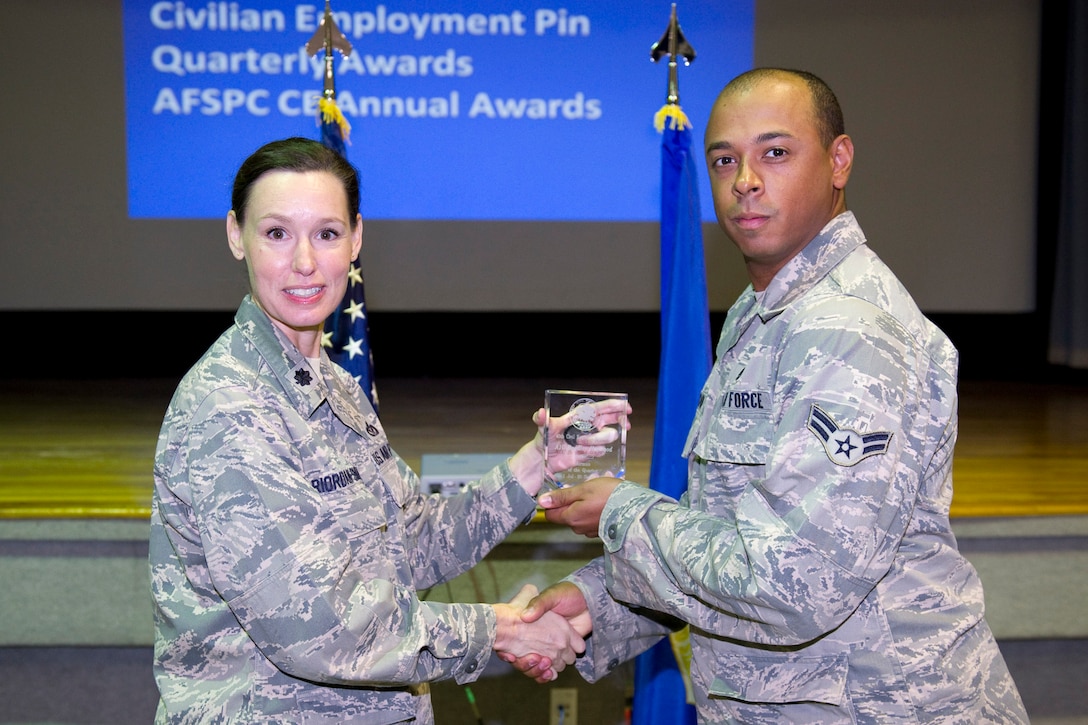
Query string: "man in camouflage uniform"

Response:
xmin=516 ymin=69 xmax=1029 ymax=723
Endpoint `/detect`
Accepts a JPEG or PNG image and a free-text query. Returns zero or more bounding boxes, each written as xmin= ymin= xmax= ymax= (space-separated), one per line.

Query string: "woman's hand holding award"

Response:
xmin=541 ymin=389 xmax=628 ymax=493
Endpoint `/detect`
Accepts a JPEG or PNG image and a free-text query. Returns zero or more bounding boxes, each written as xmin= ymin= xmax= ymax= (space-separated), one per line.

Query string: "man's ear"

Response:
xmin=830 ymin=134 xmax=854 ymax=190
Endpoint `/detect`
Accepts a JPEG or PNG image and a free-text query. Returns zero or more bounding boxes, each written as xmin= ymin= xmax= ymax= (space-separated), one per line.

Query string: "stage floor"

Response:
xmin=1 ymin=376 xmax=1086 ymax=519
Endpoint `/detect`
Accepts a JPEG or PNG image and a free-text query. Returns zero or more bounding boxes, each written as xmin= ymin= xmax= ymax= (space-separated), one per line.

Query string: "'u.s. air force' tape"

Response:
xmin=807 ymin=404 xmax=893 ymax=466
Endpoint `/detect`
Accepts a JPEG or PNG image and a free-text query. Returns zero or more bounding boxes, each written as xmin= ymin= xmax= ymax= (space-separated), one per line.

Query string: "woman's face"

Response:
xmin=227 ymin=169 xmax=362 ymax=357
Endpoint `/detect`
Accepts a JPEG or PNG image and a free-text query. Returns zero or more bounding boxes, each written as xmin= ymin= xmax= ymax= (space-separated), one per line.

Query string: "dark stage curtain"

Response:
xmin=1041 ymin=0 xmax=1088 ymax=368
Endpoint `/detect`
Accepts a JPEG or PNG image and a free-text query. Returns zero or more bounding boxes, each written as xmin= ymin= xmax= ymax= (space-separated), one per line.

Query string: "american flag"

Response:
xmin=322 ymin=258 xmax=377 ymax=410
xmin=308 ymin=0 xmax=378 ymax=411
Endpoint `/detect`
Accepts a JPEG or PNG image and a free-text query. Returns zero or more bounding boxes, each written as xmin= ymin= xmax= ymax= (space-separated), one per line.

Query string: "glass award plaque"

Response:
xmin=542 ymin=389 xmax=628 ymax=491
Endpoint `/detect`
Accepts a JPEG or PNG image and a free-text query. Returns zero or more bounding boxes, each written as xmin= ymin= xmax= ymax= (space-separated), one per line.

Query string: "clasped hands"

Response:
xmin=494 ymin=476 xmax=622 ymax=681
xmin=498 ymin=401 xmax=627 ymax=681
xmin=491 ymin=583 xmax=586 ymax=682
xmin=494 ymin=581 xmax=593 ymax=683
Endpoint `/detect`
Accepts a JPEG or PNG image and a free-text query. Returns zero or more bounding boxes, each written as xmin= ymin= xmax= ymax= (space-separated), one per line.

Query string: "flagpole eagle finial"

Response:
xmin=305 ymin=0 xmax=354 ymax=144
xmin=306 ymin=0 xmax=353 ymax=98
xmin=651 ymin=4 xmax=696 ymax=132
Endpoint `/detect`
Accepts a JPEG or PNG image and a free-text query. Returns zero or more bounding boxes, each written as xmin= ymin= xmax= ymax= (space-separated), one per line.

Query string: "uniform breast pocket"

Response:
xmin=320 ymin=488 xmax=406 ymax=587
xmin=693 ymin=415 xmax=775 ymax=466
xmin=325 ymin=487 xmax=389 ymax=544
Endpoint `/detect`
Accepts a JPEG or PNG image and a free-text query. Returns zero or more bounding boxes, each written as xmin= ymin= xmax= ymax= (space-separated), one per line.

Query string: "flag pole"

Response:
xmin=307 ymin=0 xmax=353 ymax=154
xmin=651 ymin=3 xmax=696 ymax=132
xmin=633 ymin=5 xmax=707 ymax=725
xmin=307 ymin=1 xmax=379 ymax=411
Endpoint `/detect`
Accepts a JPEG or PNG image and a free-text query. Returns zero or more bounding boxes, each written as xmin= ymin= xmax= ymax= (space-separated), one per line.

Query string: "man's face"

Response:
xmin=704 ymin=76 xmax=851 ymax=290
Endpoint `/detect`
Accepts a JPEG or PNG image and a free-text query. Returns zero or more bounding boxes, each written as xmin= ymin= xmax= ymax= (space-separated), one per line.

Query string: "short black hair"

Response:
xmin=722 ymin=68 xmax=845 ymax=148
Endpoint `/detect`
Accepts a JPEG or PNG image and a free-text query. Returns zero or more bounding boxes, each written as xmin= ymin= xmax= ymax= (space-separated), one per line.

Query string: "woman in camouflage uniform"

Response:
xmin=149 ymin=137 xmax=588 ymax=723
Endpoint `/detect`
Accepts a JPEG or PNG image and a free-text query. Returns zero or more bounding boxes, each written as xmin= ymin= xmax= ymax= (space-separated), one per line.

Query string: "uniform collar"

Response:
xmin=715 ymin=212 xmax=866 ymax=357
xmin=234 ymin=295 xmax=335 ymax=421
xmin=233 ymin=296 xmax=377 ymax=435
xmin=760 ymin=211 xmax=866 ymax=314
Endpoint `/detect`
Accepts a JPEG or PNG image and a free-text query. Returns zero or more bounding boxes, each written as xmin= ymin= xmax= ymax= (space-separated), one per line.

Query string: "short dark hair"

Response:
xmin=231 ymin=137 xmax=360 ymax=226
xmin=723 ymin=68 xmax=845 ymax=148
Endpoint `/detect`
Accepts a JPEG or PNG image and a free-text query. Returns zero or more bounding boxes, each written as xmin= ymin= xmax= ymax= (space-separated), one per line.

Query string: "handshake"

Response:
xmin=491 ymin=395 xmax=629 ymax=681
xmin=490 ymin=581 xmax=592 ymax=683
xmin=489 ymin=477 xmax=624 ymax=682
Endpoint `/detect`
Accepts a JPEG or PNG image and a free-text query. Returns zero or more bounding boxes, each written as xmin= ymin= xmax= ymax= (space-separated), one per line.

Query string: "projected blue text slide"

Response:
xmin=123 ymin=1 xmax=753 ymax=221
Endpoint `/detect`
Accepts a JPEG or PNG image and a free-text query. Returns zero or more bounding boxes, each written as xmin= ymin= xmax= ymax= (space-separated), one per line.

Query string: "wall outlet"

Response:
xmin=549 ymin=687 xmax=579 ymax=725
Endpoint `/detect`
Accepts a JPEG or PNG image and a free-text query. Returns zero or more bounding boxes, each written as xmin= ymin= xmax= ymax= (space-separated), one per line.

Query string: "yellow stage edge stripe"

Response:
xmin=0 ymin=507 xmax=152 ymax=520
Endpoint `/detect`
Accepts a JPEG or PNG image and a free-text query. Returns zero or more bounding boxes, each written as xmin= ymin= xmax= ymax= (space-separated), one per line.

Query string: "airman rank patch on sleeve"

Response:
xmin=807 ymin=403 xmax=893 ymax=467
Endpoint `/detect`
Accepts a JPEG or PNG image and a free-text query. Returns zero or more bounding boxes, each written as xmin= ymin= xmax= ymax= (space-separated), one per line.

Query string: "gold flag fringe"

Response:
xmin=318 ymin=96 xmax=352 ymax=144
xmin=669 ymin=626 xmax=697 ymax=706
xmin=654 ymin=104 xmax=691 ymax=133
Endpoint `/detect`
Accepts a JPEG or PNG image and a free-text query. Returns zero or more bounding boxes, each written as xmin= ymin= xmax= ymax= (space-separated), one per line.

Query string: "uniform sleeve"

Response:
xmin=185 ymin=388 xmax=495 ymax=687
xmin=599 ymin=297 xmax=937 ymax=646
xmin=566 ymin=558 xmax=676 ymax=683
xmin=394 ymin=456 xmax=538 ymax=591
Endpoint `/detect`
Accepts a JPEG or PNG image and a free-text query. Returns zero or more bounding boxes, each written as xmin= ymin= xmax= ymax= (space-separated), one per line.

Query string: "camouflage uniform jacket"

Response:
xmin=569 ymin=213 xmax=1028 ymax=723
xmin=150 ymin=296 xmax=537 ymax=724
